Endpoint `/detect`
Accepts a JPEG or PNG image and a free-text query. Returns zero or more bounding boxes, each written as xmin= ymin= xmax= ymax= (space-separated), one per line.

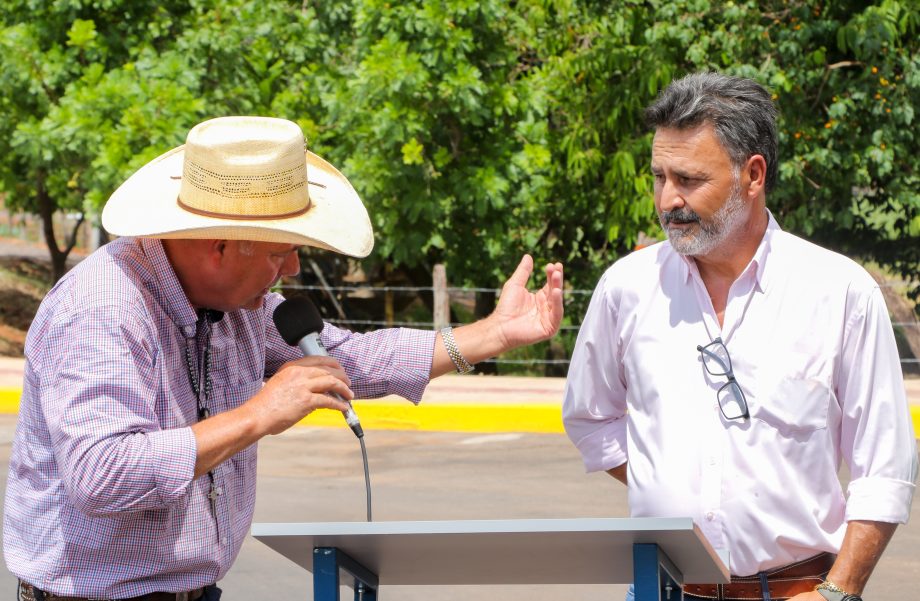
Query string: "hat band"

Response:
xmin=176 ymin=196 xmax=311 ymax=220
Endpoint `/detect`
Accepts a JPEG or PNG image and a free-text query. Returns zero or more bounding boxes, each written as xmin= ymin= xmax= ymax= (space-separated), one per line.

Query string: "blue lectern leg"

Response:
xmin=633 ymin=543 xmax=684 ymax=601
xmin=313 ymin=547 xmax=379 ymax=601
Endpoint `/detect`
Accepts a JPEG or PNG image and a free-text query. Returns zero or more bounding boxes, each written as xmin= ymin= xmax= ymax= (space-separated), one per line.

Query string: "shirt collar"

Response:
xmin=751 ymin=209 xmax=781 ymax=293
xmin=676 ymin=209 xmax=782 ymax=293
xmin=139 ymin=238 xmax=200 ymax=336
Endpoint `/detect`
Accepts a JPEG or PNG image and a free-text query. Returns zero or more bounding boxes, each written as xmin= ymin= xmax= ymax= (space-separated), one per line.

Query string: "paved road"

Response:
xmin=0 ymin=414 xmax=917 ymax=600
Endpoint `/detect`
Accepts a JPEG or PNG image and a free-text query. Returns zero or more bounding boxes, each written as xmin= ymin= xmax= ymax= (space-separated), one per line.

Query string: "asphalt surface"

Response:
xmin=0 ymin=413 xmax=917 ymax=600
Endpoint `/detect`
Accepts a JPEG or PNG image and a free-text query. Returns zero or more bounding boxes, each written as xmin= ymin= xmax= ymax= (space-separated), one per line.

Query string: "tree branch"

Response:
xmin=63 ymin=212 xmax=86 ymax=256
xmin=827 ymin=61 xmax=862 ymax=70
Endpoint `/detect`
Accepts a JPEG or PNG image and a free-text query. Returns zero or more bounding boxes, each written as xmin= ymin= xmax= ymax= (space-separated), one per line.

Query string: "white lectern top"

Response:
xmin=252 ymin=517 xmax=729 ymax=585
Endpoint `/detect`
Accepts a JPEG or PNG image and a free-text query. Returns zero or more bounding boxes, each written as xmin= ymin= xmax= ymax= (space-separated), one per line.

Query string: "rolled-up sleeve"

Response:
xmin=563 ymin=271 xmax=629 ymax=473
xmin=40 ymin=304 xmax=196 ymax=517
xmin=322 ymin=324 xmax=435 ymax=404
xmin=838 ymin=285 xmax=918 ymax=523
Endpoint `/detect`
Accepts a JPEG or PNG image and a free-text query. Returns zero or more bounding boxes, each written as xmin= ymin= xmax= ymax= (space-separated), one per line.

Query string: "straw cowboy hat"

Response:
xmin=102 ymin=116 xmax=373 ymax=257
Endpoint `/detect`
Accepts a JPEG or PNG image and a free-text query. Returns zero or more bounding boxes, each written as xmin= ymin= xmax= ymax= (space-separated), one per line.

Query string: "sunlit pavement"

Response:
xmin=0 ymin=359 xmax=917 ymax=599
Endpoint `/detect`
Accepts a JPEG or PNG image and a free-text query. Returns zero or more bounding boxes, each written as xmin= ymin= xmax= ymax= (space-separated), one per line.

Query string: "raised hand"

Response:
xmin=490 ymin=254 xmax=564 ymax=351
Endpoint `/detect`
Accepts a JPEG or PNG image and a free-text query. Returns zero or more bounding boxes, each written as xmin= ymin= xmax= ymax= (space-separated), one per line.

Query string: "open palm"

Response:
xmin=492 ymin=255 xmax=564 ymax=350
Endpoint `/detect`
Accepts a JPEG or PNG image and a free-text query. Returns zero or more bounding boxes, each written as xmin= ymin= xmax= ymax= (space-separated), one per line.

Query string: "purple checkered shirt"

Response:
xmin=3 ymin=237 xmax=434 ymax=598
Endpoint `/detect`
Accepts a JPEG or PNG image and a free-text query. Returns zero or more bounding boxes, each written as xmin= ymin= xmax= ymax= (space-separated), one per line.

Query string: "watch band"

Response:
xmin=440 ymin=326 xmax=474 ymax=374
xmin=816 ymin=580 xmax=863 ymax=601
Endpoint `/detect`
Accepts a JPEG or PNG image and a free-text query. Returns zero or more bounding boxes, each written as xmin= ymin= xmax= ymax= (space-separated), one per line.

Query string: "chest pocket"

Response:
xmin=753 ymin=353 xmax=832 ymax=434
xmin=214 ymin=378 xmax=263 ymax=457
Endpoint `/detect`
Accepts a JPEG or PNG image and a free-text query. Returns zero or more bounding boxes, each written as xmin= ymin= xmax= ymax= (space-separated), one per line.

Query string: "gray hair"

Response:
xmin=644 ymin=72 xmax=779 ymax=192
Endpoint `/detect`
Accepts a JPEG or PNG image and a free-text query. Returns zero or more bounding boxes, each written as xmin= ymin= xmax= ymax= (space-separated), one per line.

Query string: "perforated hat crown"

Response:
xmin=102 ymin=116 xmax=373 ymax=257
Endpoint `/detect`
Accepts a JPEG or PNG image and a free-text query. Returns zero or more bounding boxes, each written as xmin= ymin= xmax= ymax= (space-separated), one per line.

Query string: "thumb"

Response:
xmin=505 ymin=254 xmax=534 ymax=288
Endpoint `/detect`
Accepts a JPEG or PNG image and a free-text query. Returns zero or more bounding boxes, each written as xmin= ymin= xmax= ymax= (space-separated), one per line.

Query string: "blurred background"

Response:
xmin=0 ymin=0 xmax=918 ymax=370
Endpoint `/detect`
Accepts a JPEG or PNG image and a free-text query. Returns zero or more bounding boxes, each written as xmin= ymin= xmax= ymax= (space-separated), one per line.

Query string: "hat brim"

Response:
xmin=102 ymin=145 xmax=374 ymax=258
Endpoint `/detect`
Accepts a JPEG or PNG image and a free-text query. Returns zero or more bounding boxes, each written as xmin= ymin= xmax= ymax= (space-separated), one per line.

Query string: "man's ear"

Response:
xmin=203 ymin=239 xmax=229 ymax=267
xmin=743 ymin=154 xmax=767 ymax=200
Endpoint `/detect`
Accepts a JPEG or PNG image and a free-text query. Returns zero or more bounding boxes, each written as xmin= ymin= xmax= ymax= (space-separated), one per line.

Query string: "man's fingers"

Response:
xmin=505 ymin=254 xmax=534 ymax=287
xmin=284 ymin=357 xmax=352 ymax=388
xmin=301 ymin=371 xmax=354 ymax=401
xmin=543 ymin=263 xmax=563 ymax=289
xmin=310 ymin=394 xmax=352 ymax=413
xmin=286 ymin=355 xmax=343 ymax=369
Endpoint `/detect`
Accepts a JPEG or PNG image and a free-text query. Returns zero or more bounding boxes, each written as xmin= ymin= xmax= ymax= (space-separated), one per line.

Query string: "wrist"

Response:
xmin=440 ymin=326 xmax=475 ymax=374
xmin=452 ymin=315 xmax=508 ymax=364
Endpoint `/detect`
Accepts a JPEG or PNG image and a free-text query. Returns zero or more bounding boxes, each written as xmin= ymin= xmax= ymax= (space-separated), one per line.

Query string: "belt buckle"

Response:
xmin=176 ymin=594 xmax=189 ymax=601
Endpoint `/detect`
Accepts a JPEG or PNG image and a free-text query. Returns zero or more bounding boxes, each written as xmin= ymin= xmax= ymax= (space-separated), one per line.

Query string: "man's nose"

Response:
xmin=657 ymin=179 xmax=686 ymax=213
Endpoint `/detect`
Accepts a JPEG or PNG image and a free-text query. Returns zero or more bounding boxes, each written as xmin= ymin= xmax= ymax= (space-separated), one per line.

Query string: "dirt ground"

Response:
xmin=0 ymin=238 xmax=86 ymax=357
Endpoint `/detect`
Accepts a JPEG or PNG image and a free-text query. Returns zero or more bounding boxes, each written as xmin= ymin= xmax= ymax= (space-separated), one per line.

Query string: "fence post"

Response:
xmin=433 ymin=264 xmax=449 ymax=331
xmin=384 ymin=262 xmax=394 ymax=327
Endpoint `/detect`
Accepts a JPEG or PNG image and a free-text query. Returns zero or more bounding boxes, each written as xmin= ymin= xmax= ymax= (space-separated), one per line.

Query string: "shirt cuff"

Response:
xmin=568 ymin=417 xmax=628 ymax=473
xmin=389 ymin=328 xmax=436 ymax=405
xmin=147 ymin=427 xmax=197 ymax=505
xmin=846 ymin=476 xmax=916 ymax=523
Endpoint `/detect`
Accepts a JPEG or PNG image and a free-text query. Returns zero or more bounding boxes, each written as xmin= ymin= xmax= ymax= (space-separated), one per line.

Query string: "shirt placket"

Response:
xmin=689 ymin=265 xmax=760 ymax=553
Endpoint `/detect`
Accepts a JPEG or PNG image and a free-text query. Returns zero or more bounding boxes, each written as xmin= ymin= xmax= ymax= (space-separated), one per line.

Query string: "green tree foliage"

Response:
xmin=631 ymin=0 xmax=919 ymax=302
xmin=0 ymin=0 xmax=329 ymax=280
xmin=0 ymin=0 xmax=202 ymax=279
xmin=526 ymin=0 xmax=919 ymax=313
xmin=308 ymin=1 xmax=551 ymax=287
xmin=1 ymin=0 xmax=918 ymax=318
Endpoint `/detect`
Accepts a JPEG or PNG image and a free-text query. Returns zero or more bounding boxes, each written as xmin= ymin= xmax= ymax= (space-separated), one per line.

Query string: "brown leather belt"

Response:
xmin=683 ymin=552 xmax=835 ymax=600
xmin=19 ymin=581 xmax=207 ymax=601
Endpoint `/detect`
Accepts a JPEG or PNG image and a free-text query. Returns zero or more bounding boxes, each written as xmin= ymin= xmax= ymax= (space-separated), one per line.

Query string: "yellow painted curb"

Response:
xmin=0 ymin=388 xmax=565 ymax=434
xmin=297 ymin=402 xmax=565 ymax=434
xmin=1 ymin=388 xmax=919 ymax=438
xmin=0 ymin=388 xmax=19 ymax=414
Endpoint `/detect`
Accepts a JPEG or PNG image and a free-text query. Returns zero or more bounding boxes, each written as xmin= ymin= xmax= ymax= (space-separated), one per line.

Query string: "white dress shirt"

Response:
xmin=563 ymin=214 xmax=918 ymax=576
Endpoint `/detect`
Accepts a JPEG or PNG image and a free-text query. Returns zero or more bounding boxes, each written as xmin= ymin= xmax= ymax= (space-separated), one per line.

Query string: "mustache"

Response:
xmin=660 ymin=208 xmax=701 ymax=225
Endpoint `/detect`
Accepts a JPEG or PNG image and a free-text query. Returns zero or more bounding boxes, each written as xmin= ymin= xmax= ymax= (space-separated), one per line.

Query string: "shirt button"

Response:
xmin=705 ymin=512 xmax=715 ymax=521
xmin=222 ymin=537 xmax=228 ymax=545
xmin=709 ymin=457 xmax=717 ymax=466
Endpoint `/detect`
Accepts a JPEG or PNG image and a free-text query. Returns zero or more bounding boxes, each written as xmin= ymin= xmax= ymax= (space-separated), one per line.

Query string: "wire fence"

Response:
xmin=278 ymin=282 xmax=920 ymax=369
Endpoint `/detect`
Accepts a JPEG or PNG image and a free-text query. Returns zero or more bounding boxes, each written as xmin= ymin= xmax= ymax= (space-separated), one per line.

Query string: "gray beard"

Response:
xmin=659 ymin=178 xmax=746 ymax=256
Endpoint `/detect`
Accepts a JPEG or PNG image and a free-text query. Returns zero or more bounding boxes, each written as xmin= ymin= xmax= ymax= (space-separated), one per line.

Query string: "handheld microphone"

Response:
xmin=273 ymin=297 xmax=364 ymax=439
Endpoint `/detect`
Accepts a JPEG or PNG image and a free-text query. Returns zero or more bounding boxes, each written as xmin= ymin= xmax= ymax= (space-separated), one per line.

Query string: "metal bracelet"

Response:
xmin=440 ymin=326 xmax=474 ymax=374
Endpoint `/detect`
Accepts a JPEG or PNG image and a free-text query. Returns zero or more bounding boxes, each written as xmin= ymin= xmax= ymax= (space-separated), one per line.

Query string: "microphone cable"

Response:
xmin=272 ymin=296 xmax=373 ymax=522
xmin=358 ymin=434 xmax=372 ymax=522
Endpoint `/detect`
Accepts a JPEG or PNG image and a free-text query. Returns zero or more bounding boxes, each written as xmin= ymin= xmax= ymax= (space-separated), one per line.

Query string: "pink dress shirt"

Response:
xmin=3 ymin=237 xmax=435 ymax=597
xmin=563 ymin=214 xmax=917 ymax=576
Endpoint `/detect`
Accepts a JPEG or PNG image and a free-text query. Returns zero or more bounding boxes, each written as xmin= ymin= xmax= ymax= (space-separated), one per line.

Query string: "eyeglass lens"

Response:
xmin=717 ymin=381 xmax=748 ymax=420
xmin=697 ymin=338 xmax=749 ymax=421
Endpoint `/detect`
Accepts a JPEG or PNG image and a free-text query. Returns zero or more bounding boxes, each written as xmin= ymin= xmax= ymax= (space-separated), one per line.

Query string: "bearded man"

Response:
xmin=562 ymin=72 xmax=916 ymax=601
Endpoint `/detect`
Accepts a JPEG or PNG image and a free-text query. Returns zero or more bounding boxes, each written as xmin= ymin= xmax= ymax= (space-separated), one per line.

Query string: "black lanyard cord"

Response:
xmin=183 ymin=309 xmax=225 ymax=542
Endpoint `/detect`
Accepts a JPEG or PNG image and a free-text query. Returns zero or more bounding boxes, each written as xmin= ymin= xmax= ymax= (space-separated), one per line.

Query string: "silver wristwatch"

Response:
xmin=816 ymin=583 xmax=863 ymax=601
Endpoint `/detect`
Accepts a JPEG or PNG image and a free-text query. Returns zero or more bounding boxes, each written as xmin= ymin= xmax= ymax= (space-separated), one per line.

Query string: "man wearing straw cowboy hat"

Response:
xmin=4 ymin=116 xmax=564 ymax=601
